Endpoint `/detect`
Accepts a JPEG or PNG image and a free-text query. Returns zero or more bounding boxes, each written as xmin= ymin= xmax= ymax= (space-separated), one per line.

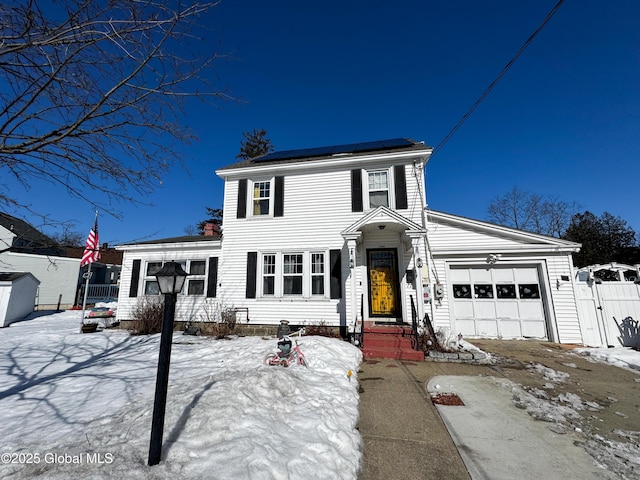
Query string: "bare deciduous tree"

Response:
xmin=487 ymin=187 xmax=579 ymax=237
xmin=0 ymin=0 xmax=228 ymax=216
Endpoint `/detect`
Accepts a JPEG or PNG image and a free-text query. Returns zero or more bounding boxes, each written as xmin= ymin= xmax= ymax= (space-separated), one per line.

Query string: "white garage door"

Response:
xmin=449 ymin=266 xmax=547 ymax=339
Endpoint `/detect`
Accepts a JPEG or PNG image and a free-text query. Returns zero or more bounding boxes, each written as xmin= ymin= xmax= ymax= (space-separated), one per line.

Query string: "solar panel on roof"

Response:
xmin=254 ymin=138 xmax=415 ymax=162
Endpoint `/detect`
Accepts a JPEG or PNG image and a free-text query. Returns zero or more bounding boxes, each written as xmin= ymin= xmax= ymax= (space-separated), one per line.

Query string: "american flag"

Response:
xmin=80 ymin=218 xmax=101 ymax=266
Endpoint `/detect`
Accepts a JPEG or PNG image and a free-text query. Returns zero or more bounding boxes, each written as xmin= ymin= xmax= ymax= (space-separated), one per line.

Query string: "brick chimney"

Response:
xmin=203 ymin=223 xmax=219 ymax=236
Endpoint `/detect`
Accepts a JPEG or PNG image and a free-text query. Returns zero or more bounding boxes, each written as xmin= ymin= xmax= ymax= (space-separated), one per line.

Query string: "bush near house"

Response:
xmin=129 ymin=297 xmax=163 ymax=335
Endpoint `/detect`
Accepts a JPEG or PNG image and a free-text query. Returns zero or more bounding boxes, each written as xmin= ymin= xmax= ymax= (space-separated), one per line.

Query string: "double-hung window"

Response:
xmin=253 ymin=180 xmax=271 ymax=216
xmin=262 ymin=254 xmax=276 ymax=295
xmin=187 ymin=260 xmax=206 ymax=295
xmin=143 ymin=262 xmax=163 ymax=295
xmin=368 ymin=170 xmax=389 ymax=208
xmin=143 ymin=260 xmax=203 ymax=296
xmin=283 ymin=254 xmax=303 ymax=295
xmin=258 ymin=252 xmax=327 ymax=298
xmin=311 ymin=253 xmax=325 ymax=295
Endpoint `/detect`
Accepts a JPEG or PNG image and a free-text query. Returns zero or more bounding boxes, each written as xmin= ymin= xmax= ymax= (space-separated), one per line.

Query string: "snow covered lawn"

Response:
xmin=0 ymin=310 xmax=363 ymax=479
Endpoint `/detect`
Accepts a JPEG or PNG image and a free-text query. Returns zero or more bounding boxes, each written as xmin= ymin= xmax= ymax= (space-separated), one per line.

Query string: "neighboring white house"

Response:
xmin=0 ymin=272 xmax=40 ymax=327
xmin=115 ymin=138 xmax=590 ymax=345
xmin=0 ymin=213 xmax=80 ymax=309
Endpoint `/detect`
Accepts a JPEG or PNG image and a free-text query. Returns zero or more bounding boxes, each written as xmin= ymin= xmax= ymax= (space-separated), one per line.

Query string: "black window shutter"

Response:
xmin=351 ymin=169 xmax=363 ymax=212
xmin=237 ymin=179 xmax=247 ymax=218
xmin=330 ymin=249 xmax=342 ymax=299
xmin=274 ymin=176 xmax=284 ymax=217
xmin=206 ymin=257 xmax=219 ymax=298
xmin=129 ymin=259 xmax=141 ymax=297
xmin=246 ymin=252 xmax=257 ymax=298
xmin=394 ymin=165 xmax=408 ymax=209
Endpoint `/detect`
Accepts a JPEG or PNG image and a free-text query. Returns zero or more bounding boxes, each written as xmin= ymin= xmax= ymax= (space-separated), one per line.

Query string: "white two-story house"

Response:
xmin=215 ymin=138 xmax=432 ymax=336
xmin=116 ymin=138 xmax=588 ymax=346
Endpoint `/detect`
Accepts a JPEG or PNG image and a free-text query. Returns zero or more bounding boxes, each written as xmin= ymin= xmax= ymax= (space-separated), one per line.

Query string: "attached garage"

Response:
xmin=449 ymin=265 xmax=548 ymax=339
xmin=426 ymin=210 xmax=585 ymax=345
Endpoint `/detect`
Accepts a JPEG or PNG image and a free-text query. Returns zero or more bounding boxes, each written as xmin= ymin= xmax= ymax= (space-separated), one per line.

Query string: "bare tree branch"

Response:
xmin=487 ymin=187 xmax=580 ymax=237
xmin=0 ymin=0 xmax=230 ymax=218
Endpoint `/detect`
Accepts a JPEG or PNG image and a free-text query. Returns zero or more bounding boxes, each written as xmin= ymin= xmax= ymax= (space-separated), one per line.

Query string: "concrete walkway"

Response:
xmin=426 ymin=375 xmax=617 ymax=480
xmin=357 ymin=341 xmax=634 ymax=480
xmin=357 ymin=359 xmax=471 ymax=480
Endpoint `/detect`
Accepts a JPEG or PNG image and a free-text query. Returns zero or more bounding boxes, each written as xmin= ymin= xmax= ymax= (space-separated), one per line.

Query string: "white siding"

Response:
xmin=545 ymin=254 xmax=582 ymax=344
xmin=0 ymin=252 xmax=79 ymax=308
xmin=116 ymin=242 xmax=221 ymax=323
xmin=427 ymin=221 xmax=539 ymax=250
xmin=0 ymin=225 xmax=15 ymax=250
xmin=219 ymin=161 xmax=426 ymax=327
xmin=425 ymin=216 xmax=583 ymax=345
xmin=0 ymin=274 xmax=40 ymax=327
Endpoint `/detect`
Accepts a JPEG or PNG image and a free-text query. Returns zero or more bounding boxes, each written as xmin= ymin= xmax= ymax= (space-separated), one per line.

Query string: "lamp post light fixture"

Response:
xmin=148 ymin=261 xmax=188 ymax=466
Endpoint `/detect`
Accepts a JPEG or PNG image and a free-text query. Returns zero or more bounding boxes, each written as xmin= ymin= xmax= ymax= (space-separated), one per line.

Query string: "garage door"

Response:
xmin=449 ymin=266 xmax=547 ymax=339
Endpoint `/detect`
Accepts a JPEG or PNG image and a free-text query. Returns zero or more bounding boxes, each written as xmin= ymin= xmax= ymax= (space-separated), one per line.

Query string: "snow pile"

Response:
xmin=526 ymin=362 xmax=570 ymax=383
xmin=511 ymin=384 xmax=581 ymax=424
xmin=575 ymin=347 xmax=640 ymax=373
xmin=0 ymin=310 xmax=362 ymax=479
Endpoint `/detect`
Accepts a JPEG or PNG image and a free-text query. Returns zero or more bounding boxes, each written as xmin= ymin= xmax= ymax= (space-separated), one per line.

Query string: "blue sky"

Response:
xmin=11 ymin=0 xmax=640 ymax=245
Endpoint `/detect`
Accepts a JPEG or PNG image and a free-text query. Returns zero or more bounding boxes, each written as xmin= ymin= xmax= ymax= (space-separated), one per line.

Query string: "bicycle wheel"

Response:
xmin=298 ymin=355 xmax=308 ymax=367
xmin=264 ymin=353 xmax=279 ymax=366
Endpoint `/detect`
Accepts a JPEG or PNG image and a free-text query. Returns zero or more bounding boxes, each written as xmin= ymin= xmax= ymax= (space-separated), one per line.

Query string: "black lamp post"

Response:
xmin=148 ymin=261 xmax=188 ymax=466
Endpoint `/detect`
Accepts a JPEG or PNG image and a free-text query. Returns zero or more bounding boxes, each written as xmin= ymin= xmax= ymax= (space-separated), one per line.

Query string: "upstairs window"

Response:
xmin=368 ymin=171 xmax=389 ymax=208
xmin=253 ymin=181 xmax=271 ymax=215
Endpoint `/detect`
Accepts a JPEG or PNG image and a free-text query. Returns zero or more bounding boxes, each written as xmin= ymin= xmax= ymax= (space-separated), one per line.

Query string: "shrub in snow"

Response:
xmin=129 ymin=296 xmax=163 ymax=335
xmin=195 ymin=301 xmax=237 ymax=339
xmin=304 ymin=320 xmax=341 ymax=338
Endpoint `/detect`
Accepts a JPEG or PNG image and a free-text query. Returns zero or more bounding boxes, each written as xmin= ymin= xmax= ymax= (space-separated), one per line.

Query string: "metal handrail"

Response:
xmin=409 ymin=295 xmax=419 ymax=350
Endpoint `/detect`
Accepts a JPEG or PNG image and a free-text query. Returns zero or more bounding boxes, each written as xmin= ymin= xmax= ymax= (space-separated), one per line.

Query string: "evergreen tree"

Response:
xmin=237 ymin=129 xmax=274 ymax=160
xmin=563 ymin=211 xmax=638 ymax=267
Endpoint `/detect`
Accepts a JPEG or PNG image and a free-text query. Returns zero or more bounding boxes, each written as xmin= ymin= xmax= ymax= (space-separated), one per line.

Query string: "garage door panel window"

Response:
xmin=519 ymin=284 xmax=540 ymax=299
xmin=496 ymin=284 xmax=516 ymax=299
xmin=474 ymin=284 xmax=494 ymax=298
xmin=453 ymin=284 xmax=472 ymax=298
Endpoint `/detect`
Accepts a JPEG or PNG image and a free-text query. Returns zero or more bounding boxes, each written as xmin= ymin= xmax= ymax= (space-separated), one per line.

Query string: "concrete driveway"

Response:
xmin=358 ymin=339 xmax=640 ymax=479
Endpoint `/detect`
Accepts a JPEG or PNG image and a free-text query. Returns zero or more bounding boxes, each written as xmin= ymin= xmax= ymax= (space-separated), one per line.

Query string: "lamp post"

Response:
xmin=148 ymin=261 xmax=188 ymax=466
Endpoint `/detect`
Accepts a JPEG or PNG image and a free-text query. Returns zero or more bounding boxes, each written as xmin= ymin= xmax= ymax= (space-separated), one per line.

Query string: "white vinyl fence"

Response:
xmin=575 ymin=264 xmax=640 ymax=348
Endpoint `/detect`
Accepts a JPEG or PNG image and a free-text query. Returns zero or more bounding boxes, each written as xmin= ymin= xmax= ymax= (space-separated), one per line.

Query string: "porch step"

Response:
xmin=362 ymin=346 xmax=425 ymax=362
xmin=364 ymin=335 xmax=414 ymax=349
xmin=361 ymin=326 xmax=424 ymax=361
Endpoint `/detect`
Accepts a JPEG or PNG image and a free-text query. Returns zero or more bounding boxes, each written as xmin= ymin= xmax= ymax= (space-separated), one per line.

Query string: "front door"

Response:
xmin=368 ymin=249 xmax=400 ymax=318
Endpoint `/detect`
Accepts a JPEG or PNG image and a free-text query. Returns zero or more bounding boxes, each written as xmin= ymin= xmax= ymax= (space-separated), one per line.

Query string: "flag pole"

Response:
xmin=80 ymin=211 xmax=99 ymax=333
xmin=80 ymin=261 xmax=93 ymax=331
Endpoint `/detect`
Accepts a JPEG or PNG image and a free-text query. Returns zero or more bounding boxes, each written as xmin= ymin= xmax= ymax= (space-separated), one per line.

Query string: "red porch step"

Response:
xmin=361 ymin=325 xmax=425 ymax=361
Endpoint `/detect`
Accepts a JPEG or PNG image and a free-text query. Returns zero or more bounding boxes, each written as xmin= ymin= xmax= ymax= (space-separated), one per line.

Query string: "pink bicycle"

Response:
xmin=264 ymin=329 xmax=308 ymax=367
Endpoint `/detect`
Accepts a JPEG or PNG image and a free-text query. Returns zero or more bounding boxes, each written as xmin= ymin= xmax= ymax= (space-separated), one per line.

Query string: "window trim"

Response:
xmin=250 ymin=178 xmax=274 ymax=217
xmin=258 ymin=251 xmax=329 ymax=299
xmin=311 ymin=252 xmax=326 ymax=296
xmin=367 ymin=170 xmax=390 ymax=209
xmin=186 ymin=260 xmax=207 ymax=296
xmin=141 ymin=259 xmax=209 ymax=297
xmin=262 ymin=253 xmax=276 ymax=296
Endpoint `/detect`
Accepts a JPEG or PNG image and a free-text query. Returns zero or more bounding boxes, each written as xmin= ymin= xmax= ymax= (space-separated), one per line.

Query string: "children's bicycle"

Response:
xmin=264 ymin=326 xmax=308 ymax=367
